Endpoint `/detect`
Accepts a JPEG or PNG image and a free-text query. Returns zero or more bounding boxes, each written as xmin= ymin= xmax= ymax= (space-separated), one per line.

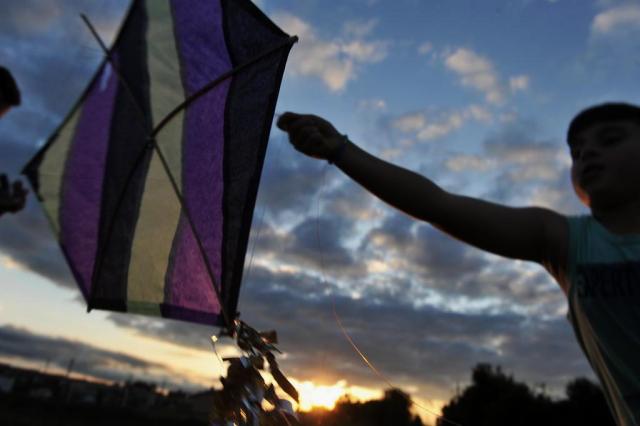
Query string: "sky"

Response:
xmin=2 ymin=0 xmax=640 ymax=423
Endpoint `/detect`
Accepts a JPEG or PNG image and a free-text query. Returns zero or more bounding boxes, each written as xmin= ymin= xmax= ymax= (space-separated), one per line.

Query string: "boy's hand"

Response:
xmin=0 ymin=174 xmax=28 ymax=216
xmin=276 ymin=112 xmax=345 ymax=162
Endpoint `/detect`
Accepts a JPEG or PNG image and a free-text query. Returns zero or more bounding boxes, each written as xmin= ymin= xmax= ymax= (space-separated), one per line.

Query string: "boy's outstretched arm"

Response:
xmin=277 ymin=113 xmax=568 ymax=285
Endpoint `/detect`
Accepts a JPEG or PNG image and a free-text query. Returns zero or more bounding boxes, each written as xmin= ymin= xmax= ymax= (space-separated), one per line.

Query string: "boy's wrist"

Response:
xmin=327 ymin=135 xmax=350 ymax=165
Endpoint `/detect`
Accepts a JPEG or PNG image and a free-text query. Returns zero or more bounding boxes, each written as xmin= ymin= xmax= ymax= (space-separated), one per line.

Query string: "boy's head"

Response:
xmin=567 ymin=102 xmax=640 ymax=209
xmin=0 ymin=66 xmax=21 ymax=118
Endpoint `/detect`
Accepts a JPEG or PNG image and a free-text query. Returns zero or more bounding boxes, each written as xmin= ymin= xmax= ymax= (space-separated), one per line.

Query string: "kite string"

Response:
xmin=313 ymin=164 xmax=463 ymax=426
xmin=242 ymin=132 xmax=285 ymax=288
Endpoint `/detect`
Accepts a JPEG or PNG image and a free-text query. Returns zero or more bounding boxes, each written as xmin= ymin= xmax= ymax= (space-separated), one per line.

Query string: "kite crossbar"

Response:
xmin=152 ymin=35 xmax=299 ymax=138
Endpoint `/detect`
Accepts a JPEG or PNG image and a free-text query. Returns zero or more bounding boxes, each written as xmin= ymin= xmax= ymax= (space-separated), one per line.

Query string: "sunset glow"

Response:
xmin=291 ymin=379 xmax=381 ymax=411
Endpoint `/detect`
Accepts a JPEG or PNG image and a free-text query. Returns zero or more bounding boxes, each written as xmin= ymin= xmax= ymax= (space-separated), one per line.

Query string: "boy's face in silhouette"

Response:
xmin=570 ymin=120 xmax=640 ymax=209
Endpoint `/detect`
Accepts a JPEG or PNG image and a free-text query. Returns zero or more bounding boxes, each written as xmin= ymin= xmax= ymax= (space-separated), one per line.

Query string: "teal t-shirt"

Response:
xmin=566 ymin=215 xmax=640 ymax=426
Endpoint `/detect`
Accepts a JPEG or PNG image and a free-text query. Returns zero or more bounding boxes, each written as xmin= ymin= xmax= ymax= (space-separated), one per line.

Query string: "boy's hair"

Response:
xmin=567 ymin=102 xmax=640 ymax=144
xmin=0 ymin=66 xmax=21 ymax=107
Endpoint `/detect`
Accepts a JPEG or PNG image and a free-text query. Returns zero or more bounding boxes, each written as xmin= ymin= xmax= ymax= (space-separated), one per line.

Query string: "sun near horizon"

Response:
xmin=289 ymin=378 xmax=382 ymax=411
xmin=289 ymin=378 xmax=447 ymax=425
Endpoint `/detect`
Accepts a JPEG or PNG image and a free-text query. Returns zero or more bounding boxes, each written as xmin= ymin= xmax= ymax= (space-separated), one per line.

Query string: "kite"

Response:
xmin=22 ymin=0 xmax=297 ymax=329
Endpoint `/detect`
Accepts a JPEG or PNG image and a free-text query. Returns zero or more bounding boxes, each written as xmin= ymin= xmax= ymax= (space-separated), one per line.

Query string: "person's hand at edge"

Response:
xmin=277 ymin=112 xmax=348 ymax=163
xmin=0 ymin=174 xmax=28 ymax=216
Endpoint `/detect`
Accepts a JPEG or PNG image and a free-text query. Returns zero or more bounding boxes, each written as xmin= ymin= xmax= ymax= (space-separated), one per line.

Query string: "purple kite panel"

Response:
xmin=166 ymin=0 xmax=232 ymax=318
xmin=60 ymin=62 xmax=119 ymax=300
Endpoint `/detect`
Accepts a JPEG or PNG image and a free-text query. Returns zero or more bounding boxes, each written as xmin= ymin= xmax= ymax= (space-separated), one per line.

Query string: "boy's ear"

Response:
xmin=0 ymin=105 xmax=10 ymax=119
xmin=571 ymin=172 xmax=590 ymax=207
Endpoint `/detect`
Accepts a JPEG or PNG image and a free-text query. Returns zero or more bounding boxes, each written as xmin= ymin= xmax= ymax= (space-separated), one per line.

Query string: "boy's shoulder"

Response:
xmin=558 ymin=214 xmax=640 ymax=293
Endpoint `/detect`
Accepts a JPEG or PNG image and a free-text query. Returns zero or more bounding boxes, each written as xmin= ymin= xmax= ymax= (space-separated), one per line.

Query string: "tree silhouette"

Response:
xmin=299 ymin=388 xmax=423 ymax=426
xmin=553 ymin=378 xmax=615 ymax=426
xmin=438 ymin=363 xmax=614 ymax=426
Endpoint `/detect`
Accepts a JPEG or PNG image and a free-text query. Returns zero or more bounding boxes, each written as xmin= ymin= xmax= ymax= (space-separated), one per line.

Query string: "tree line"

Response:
xmin=292 ymin=363 xmax=614 ymax=426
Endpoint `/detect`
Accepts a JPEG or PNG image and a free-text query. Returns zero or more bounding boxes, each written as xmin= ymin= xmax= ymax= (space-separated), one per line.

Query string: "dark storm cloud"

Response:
xmin=360 ymin=213 xmax=488 ymax=291
xmin=0 ymin=200 xmax=75 ymax=288
xmin=288 ymin=216 xmax=356 ymax=269
xmin=257 ymin=139 xmax=326 ymax=219
xmin=356 ymin=208 xmax=568 ymax=317
xmin=237 ymin=266 xmax=592 ymax=395
xmin=257 ymin=138 xmax=377 ymax=222
xmin=255 ymin=164 xmax=566 ymax=312
xmin=107 ymin=264 xmax=591 ymax=397
xmin=411 ymin=225 xmax=487 ymax=281
xmin=247 ymin=201 xmax=367 ymax=277
xmin=321 ymin=177 xmax=379 ymax=222
xmin=360 ymin=209 xmax=414 ymax=249
xmin=0 ymin=324 xmax=180 ymax=385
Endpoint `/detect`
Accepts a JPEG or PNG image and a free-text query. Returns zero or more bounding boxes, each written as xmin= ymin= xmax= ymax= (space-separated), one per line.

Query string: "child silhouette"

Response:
xmin=278 ymin=102 xmax=640 ymax=426
xmin=0 ymin=66 xmax=27 ymax=216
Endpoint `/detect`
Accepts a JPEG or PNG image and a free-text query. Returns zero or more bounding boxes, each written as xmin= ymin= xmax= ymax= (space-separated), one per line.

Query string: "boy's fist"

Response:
xmin=277 ymin=112 xmax=345 ymax=162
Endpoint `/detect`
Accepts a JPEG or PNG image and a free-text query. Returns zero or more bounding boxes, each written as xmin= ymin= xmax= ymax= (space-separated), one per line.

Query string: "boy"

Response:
xmin=277 ymin=102 xmax=640 ymax=426
xmin=0 ymin=66 xmax=27 ymax=216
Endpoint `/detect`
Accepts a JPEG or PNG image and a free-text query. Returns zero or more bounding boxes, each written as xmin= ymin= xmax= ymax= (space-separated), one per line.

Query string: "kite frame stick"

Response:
xmin=81 ymin=13 xmax=296 ymax=330
xmin=152 ymin=35 xmax=298 ymax=137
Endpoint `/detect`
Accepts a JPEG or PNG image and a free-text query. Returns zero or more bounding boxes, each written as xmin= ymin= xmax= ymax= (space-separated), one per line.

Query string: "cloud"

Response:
xmin=480 ymin=119 xmax=564 ymax=179
xmin=0 ymin=200 xmax=75 ymax=289
xmin=257 ymin=143 xmax=326 ymax=219
xmin=358 ymin=98 xmax=387 ymax=111
xmin=322 ymin=179 xmax=379 ymax=222
xmin=354 ymin=205 xmax=569 ymax=316
xmin=444 ymin=48 xmax=504 ymax=104
xmin=88 ymin=193 xmax=588 ymax=398
xmin=390 ymin=104 xmax=493 ymax=141
xmin=456 ymin=116 xmax=584 ymax=214
xmin=273 ymin=13 xmax=389 ymax=92
xmin=0 ymin=324 xmax=193 ymax=388
xmin=359 ymin=214 xmax=489 ymax=298
xmin=444 ymin=48 xmax=530 ymax=105
xmin=251 ymin=215 xmax=364 ymax=279
xmin=0 ymin=0 xmax=62 ymax=36
xmin=342 ymin=19 xmax=378 ymax=38
xmin=579 ymin=3 xmax=640 ymax=79
xmin=417 ymin=41 xmax=433 ymax=56
xmin=445 ymin=154 xmax=494 ymax=173
xmin=233 ymin=265 xmax=592 ymax=398
xmin=509 ymin=75 xmax=530 ymax=92
xmin=486 ymin=139 xmax=561 ymax=182
xmin=591 ymin=3 xmax=640 ymax=36
xmin=106 ymin=314 xmax=216 ymax=352
xmin=0 ymin=0 xmax=126 ymax=42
